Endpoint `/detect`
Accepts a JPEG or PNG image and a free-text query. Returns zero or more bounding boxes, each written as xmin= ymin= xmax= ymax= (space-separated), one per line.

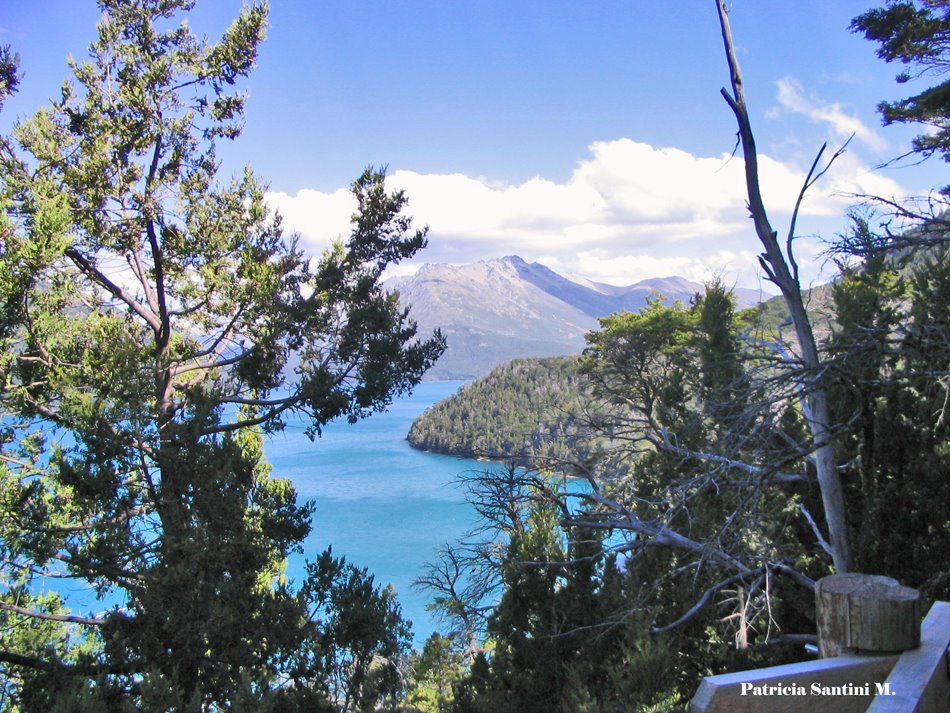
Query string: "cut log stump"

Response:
xmin=816 ymin=574 xmax=921 ymax=658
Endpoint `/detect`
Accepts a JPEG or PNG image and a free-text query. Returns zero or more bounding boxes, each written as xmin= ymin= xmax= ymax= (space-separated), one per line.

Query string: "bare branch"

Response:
xmin=716 ymin=0 xmax=851 ymax=572
xmin=787 ymin=137 xmax=853 ymax=282
xmin=62 ymin=248 xmax=161 ymax=333
xmin=0 ymin=601 xmax=108 ymax=627
xmin=649 ymin=571 xmax=751 ymax=634
xmin=799 ymin=502 xmax=834 ymax=560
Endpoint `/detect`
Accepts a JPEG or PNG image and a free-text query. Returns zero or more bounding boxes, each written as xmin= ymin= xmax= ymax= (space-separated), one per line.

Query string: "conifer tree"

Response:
xmin=0 ymin=0 xmax=442 ymax=708
xmin=852 ymin=0 xmax=950 ymax=172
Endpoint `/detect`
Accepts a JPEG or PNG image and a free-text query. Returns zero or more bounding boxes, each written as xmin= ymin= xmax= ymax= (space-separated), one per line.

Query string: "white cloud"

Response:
xmin=544 ymin=249 xmax=766 ymax=288
xmin=774 ymin=77 xmax=889 ymax=153
xmin=265 ymin=187 xmax=355 ymax=252
xmin=265 ymin=137 xmax=910 ymax=289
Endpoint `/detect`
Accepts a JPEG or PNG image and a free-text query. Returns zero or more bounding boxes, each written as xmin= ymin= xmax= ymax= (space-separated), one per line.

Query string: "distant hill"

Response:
xmin=386 ymin=255 xmax=773 ymax=380
xmin=748 ymin=281 xmax=837 ymax=345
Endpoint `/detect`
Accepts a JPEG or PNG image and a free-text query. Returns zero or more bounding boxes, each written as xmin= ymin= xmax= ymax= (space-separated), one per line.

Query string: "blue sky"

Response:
xmin=1 ymin=1 xmax=943 ymax=288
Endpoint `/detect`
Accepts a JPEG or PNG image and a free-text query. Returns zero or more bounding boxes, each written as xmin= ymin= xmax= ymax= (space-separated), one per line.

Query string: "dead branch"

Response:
xmin=715 ymin=0 xmax=851 ymax=572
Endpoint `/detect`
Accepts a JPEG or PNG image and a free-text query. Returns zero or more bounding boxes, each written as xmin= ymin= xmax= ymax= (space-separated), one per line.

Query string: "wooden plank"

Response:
xmin=866 ymin=601 xmax=950 ymax=713
xmin=690 ymin=654 xmax=899 ymax=713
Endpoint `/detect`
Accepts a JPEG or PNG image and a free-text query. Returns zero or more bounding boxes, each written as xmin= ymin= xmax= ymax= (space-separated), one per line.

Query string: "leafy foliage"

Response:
xmin=829 ymin=235 xmax=950 ymax=601
xmin=0 ymin=46 xmax=18 ymax=112
xmin=413 ymin=239 xmax=950 ymax=709
xmin=293 ymin=549 xmax=412 ymax=712
xmin=425 ymin=471 xmax=693 ymax=713
xmin=407 ymin=6 xmax=950 ymax=710
xmin=404 ymin=633 xmax=466 ymax=713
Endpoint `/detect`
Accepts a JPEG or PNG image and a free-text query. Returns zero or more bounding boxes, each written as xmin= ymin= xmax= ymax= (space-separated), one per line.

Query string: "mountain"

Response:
xmin=386 ymin=255 xmax=772 ymax=380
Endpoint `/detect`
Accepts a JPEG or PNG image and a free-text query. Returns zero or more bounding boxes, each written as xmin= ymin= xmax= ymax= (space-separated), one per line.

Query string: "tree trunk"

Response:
xmin=714 ymin=0 xmax=851 ymax=572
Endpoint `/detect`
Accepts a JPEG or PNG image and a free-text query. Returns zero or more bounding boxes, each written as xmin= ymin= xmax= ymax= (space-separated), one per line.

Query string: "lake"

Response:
xmin=264 ymin=380 xmax=485 ymax=646
xmin=43 ymin=380 xmax=480 ymax=648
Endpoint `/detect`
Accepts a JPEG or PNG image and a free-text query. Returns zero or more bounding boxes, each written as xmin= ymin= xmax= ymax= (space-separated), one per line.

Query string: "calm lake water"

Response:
xmin=47 ymin=381 xmax=479 ymax=648
xmin=264 ymin=380 xmax=483 ymax=645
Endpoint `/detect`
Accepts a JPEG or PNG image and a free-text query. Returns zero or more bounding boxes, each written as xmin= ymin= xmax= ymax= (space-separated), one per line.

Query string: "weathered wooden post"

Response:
xmin=815 ymin=574 xmax=922 ymax=658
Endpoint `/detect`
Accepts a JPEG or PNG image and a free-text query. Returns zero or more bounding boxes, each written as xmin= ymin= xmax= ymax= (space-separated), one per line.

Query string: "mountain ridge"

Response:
xmin=386 ymin=255 xmax=773 ymax=380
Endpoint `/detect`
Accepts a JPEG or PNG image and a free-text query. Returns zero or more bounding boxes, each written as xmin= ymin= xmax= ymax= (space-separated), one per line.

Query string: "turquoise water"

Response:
xmin=265 ymin=380 xmax=483 ymax=645
xmin=44 ymin=381 xmax=479 ymax=648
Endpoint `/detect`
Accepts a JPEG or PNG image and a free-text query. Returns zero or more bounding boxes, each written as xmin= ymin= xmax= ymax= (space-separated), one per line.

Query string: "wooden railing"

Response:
xmin=690 ymin=575 xmax=950 ymax=713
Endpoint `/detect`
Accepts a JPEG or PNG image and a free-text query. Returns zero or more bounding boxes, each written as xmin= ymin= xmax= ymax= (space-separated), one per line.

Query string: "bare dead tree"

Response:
xmin=416 ymin=5 xmax=859 ymax=646
xmin=413 ymin=463 xmax=540 ymax=652
xmin=715 ymin=0 xmax=851 ymax=573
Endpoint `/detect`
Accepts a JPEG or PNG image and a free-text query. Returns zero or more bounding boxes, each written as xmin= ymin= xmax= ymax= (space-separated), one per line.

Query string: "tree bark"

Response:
xmin=714 ymin=0 xmax=851 ymax=572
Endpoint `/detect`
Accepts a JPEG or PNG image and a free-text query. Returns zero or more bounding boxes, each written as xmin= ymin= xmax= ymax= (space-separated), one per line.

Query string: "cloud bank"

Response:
xmin=267 ymin=136 xmax=906 ymax=288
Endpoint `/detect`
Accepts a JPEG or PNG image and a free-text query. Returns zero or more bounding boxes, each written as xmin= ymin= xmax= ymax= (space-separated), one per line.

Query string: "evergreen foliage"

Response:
xmin=424 ymin=470 xmax=690 ymax=713
xmin=404 ymin=633 xmax=466 ymax=713
xmin=852 ymin=0 xmax=950 ymax=176
xmin=0 ymin=1 xmax=442 ymax=709
xmin=416 ymin=257 xmax=950 ymax=708
xmin=424 ymin=5 xmax=950 ymax=709
xmin=407 ymin=356 xmax=598 ymax=467
xmin=2 ymin=1 xmax=949 ymax=710
xmin=829 ymin=230 xmax=950 ymax=601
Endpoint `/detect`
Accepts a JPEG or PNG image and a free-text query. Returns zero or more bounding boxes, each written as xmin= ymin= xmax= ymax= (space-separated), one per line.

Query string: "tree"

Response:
xmin=415 ymin=282 xmax=825 ymax=660
xmin=0 ymin=0 xmax=443 ymax=708
xmin=827 ymin=228 xmax=950 ymax=601
xmin=575 ymin=284 xmax=821 ymax=634
xmin=406 ymin=5 xmax=950 ymax=707
xmin=837 ymin=6 xmax=950 ymax=594
xmin=851 ymin=0 xmax=950 ymax=171
xmin=417 ymin=458 xmax=724 ymax=712
xmin=295 ymin=549 xmax=413 ymax=713
xmin=715 ymin=0 xmax=852 ymax=573
xmin=839 ymin=2 xmax=950 ymax=253
xmin=0 ymin=46 xmax=18 ymax=111
xmin=404 ymin=633 xmax=466 ymax=713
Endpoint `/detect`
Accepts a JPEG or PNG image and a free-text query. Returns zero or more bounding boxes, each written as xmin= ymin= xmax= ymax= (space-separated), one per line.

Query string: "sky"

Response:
xmin=1 ymin=0 xmax=944 ymax=289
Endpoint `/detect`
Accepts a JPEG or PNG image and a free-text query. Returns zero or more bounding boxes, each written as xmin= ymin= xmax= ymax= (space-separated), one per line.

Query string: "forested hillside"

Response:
xmin=407 ymin=356 xmax=597 ymax=465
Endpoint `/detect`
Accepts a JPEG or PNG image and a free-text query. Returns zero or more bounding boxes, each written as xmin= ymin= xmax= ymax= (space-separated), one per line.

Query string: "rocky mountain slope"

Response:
xmin=386 ymin=255 xmax=771 ymax=380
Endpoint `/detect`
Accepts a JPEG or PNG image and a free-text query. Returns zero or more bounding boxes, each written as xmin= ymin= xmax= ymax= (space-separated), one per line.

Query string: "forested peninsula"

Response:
xmin=405 ymin=294 xmax=800 ymax=468
xmin=406 ymin=356 xmax=596 ymax=466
